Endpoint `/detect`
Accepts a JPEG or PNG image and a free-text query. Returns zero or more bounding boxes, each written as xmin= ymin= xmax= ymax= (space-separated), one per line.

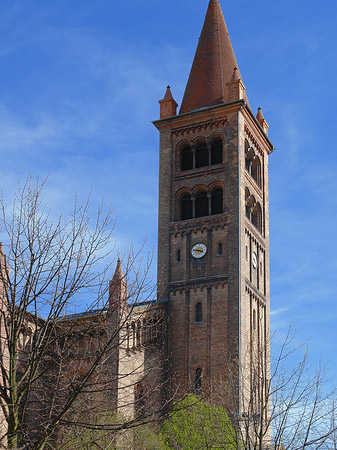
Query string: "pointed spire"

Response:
xmin=180 ymin=0 xmax=242 ymax=114
xmin=159 ymin=86 xmax=178 ymax=119
xmin=109 ymin=258 xmax=127 ymax=310
xmin=113 ymin=257 xmax=123 ymax=282
xmin=256 ymin=107 xmax=269 ymax=135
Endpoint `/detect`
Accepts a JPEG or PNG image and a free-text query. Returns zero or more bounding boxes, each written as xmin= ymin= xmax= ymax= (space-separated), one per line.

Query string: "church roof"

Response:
xmin=180 ymin=0 xmax=242 ymax=115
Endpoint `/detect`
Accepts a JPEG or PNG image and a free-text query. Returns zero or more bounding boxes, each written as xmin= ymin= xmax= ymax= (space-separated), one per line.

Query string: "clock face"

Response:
xmin=252 ymin=252 xmax=257 ymax=269
xmin=191 ymin=243 xmax=207 ymax=259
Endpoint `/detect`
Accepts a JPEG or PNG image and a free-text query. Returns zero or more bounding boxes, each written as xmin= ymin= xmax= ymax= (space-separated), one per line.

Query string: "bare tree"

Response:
xmin=206 ymin=326 xmax=337 ymax=450
xmin=0 ymin=177 xmax=164 ymax=450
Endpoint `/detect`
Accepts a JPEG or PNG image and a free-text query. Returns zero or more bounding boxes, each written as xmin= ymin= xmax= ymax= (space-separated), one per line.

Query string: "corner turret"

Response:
xmin=109 ymin=258 xmax=127 ymax=310
xmin=159 ymin=86 xmax=178 ymax=119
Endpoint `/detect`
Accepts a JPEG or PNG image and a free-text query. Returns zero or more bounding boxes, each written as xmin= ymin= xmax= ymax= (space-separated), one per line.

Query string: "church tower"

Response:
xmin=154 ymin=0 xmax=273 ymax=412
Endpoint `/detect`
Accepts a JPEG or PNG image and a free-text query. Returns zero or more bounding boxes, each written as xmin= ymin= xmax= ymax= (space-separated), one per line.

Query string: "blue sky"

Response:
xmin=0 ymin=0 xmax=336 ymax=375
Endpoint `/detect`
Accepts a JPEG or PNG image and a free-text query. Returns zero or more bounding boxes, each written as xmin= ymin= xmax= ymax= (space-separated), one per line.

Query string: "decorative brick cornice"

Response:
xmin=244 ymin=124 xmax=264 ymax=158
xmin=175 ymin=165 xmax=225 ymax=182
xmin=244 ymin=222 xmax=265 ymax=246
xmin=245 ymin=282 xmax=266 ymax=306
xmin=169 ymin=214 xmax=228 ymax=236
xmin=172 ymin=117 xmax=227 ymax=138
xmin=169 ymin=275 xmax=228 ymax=295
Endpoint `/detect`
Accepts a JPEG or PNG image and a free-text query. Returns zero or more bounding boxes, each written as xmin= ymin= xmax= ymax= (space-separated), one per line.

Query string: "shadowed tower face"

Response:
xmin=154 ymin=0 xmax=273 ymax=411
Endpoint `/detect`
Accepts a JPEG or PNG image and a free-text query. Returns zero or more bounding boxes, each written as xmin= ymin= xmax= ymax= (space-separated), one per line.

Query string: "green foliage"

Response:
xmin=160 ymin=394 xmax=238 ymax=450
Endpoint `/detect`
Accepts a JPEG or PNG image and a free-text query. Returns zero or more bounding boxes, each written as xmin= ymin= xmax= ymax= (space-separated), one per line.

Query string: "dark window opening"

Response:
xmin=217 ymin=243 xmax=223 ymax=256
xmin=132 ymin=322 xmax=136 ymax=348
xmin=181 ymin=194 xmax=193 ymax=220
xmin=126 ymin=323 xmax=130 ymax=351
xmin=136 ymin=321 xmax=141 ymax=347
xmin=252 ymin=203 xmax=262 ymax=233
xmin=251 ymin=156 xmax=261 ymax=187
xmin=211 ymin=139 xmax=222 ymax=164
xmin=181 ymin=146 xmax=193 ymax=171
xmin=195 ymin=368 xmax=202 ymax=391
xmin=196 ymin=303 xmax=202 ymax=323
xmin=134 ymin=384 xmax=145 ymax=416
xmin=211 ymin=188 xmax=223 ymax=215
xmin=245 ymin=204 xmax=251 ymax=220
xmin=245 ymin=155 xmax=251 ymax=172
xmin=177 ymin=249 xmax=181 ymax=262
xmin=253 ymin=310 xmax=257 ymax=331
xmin=195 ymin=143 xmax=209 ymax=168
xmin=195 ymin=191 xmax=209 ymax=218
xmin=179 ymin=139 xmax=223 ymax=171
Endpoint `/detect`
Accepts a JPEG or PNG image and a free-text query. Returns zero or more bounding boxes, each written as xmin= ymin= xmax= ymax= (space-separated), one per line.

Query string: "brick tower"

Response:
xmin=154 ymin=0 xmax=273 ymax=414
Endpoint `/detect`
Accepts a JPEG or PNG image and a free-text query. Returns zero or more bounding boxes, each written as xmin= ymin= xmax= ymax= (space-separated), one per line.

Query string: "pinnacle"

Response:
xmin=112 ymin=257 xmax=124 ymax=281
xmin=256 ymin=107 xmax=265 ymax=121
xmin=180 ymin=0 xmax=241 ymax=114
xmin=163 ymin=86 xmax=174 ymax=100
xmin=230 ymin=67 xmax=240 ymax=82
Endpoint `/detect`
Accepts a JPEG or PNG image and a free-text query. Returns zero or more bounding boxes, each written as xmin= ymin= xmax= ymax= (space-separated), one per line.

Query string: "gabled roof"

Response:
xmin=180 ymin=0 xmax=242 ymax=114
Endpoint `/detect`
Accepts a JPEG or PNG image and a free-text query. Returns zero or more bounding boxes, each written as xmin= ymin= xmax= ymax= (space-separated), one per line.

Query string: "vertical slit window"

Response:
xmin=136 ymin=321 xmax=141 ymax=347
xmin=195 ymin=368 xmax=202 ymax=391
xmin=195 ymin=143 xmax=209 ymax=168
xmin=211 ymin=188 xmax=223 ymax=215
xmin=177 ymin=249 xmax=181 ymax=262
xmin=195 ymin=303 xmax=202 ymax=323
xmin=181 ymin=194 xmax=193 ymax=220
xmin=211 ymin=139 xmax=223 ymax=164
xmin=217 ymin=243 xmax=223 ymax=256
xmin=252 ymin=203 xmax=262 ymax=233
xmin=134 ymin=384 xmax=144 ymax=416
xmin=126 ymin=323 xmax=130 ymax=351
xmin=251 ymin=156 xmax=262 ymax=187
xmin=181 ymin=146 xmax=193 ymax=171
xmin=195 ymin=191 xmax=209 ymax=218
xmin=132 ymin=322 xmax=136 ymax=348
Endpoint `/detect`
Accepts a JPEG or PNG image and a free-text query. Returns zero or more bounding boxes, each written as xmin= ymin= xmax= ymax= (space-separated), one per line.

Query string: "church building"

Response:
xmin=153 ymin=0 xmax=273 ymax=412
xmin=0 ymin=0 xmax=274 ymax=447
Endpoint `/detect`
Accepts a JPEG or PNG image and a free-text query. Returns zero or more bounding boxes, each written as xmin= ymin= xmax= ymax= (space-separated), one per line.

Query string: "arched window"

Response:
xmin=195 ymin=191 xmax=208 ymax=218
xmin=195 ymin=143 xmax=209 ymax=168
xmin=211 ymin=139 xmax=222 ymax=165
xmin=211 ymin=188 xmax=223 ymax=215
xmin=195 ymin=303 xmax=202 ymax=323
xmin=179 ymin=138 xmax=223 ymax=171
xmin=251 ymin=155 xmax=261 ymax=187
xmin=181 ymin=194 xmax=193 ymax=220
xmin=217 ymin=242 xmax=223 ymax=256
xmin=181 ymin=146 xmax=193 ymax=171
xmin=251 ymin=202 xmax=262 ymax=233
xmin=195 ymin=368 xmax=202 ymax=391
